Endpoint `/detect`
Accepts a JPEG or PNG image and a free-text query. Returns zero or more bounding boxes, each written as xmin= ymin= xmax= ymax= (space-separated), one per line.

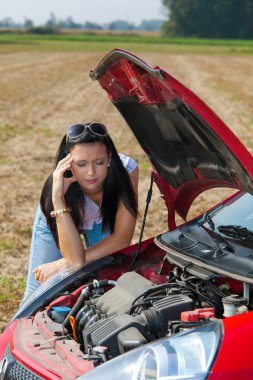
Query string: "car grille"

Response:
xmin=3 ymin=344 xmax=43 ymax=380
xmin=170 ymin=234 xmax=227 ymax=260
xmin=173 ymin=235 xmax=198 ymax=249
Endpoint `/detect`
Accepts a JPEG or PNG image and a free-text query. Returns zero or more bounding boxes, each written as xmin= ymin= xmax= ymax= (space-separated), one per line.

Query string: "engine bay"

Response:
xmin=11 ymin=241 xmax=250 ymax=379
xmin=61 ymin=271 xmax=196 ymax=360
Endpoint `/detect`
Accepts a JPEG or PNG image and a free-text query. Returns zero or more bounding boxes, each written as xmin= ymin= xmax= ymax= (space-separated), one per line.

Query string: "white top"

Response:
xmin=80 ymin=153 xmax=137 ymax=230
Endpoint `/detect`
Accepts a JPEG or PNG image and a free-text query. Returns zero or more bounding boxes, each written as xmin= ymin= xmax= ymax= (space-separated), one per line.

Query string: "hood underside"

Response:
xmin=90 ymin=49 xmax=253 ymax=219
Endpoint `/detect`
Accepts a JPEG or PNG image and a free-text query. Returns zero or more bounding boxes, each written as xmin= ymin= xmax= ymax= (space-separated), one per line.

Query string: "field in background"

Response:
xmin=1 ymin=32 xmax=253 ymax=53
xmin=1 ymin=35 xmax=253 ymax=329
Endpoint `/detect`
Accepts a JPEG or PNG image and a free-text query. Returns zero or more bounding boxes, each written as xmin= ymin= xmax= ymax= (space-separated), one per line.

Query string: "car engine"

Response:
xmin=47 ymin=268 xmax=242 ymax=364
xmin=70 ymin=272 xmax=194 ymax=359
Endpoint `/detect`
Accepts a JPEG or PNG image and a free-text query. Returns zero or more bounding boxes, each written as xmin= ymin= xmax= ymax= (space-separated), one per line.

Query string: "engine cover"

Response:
xmin=94 ymin=271 xmax=156 ymax=315
xmin=79 ymin=272 xmax=194 ymax=358
xmin=82 ymin=293 xmax=194 ymax=357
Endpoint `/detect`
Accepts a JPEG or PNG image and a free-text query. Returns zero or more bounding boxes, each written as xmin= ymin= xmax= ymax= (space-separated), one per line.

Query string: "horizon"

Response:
xmin=0 ymin=0 xmax=166 ymax=26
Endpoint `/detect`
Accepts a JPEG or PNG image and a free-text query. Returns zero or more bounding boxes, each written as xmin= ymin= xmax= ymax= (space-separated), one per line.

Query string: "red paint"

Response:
xmin=209 ymin=312 xmax=253 ymax=379
xmin=0 ymin=321 xmax=17 ymax=360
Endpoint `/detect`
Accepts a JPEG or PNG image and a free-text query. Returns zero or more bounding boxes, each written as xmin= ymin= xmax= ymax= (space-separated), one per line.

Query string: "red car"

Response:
xmin=1 ymin=49 xmax=253 ymax=379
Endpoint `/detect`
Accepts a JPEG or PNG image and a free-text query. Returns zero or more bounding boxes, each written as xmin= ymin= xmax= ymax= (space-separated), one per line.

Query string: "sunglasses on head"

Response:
xmin=66 ymin=123 xmax=108 ymax=141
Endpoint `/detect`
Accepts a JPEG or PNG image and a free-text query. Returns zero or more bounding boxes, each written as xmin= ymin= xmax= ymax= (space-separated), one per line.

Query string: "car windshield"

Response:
xmin=210 ymin=192 xmax=253 ymax=231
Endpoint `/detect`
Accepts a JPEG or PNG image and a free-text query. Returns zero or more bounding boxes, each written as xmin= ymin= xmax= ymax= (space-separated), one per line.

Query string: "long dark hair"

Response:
xmin=40 ymin=128 xmax=138 ymax=247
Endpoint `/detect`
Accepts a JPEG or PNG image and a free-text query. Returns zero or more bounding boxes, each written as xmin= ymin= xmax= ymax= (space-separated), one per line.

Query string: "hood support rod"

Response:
xmin=130 ymin=174 xmax=155 ymax=271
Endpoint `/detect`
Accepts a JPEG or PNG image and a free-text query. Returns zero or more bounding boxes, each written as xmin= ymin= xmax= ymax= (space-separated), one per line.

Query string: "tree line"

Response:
xmin=2 ymin=2 xmax=253 ymax=39
xmin=162 ymin=0 xmax=253 ymax=39
xmin=0 ymin=13 xmax=163 ymax=32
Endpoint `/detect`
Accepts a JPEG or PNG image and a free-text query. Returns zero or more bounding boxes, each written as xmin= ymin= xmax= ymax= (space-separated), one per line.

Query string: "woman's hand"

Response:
xmin=32 ymin=258 xmax=73 ymax=284
xmin=52 ymin=154 xmax=76 ymax=201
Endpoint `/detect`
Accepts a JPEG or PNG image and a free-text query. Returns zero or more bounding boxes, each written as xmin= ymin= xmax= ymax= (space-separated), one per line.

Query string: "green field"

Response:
xmin=0 ymin=32 xmax=253 ymax=54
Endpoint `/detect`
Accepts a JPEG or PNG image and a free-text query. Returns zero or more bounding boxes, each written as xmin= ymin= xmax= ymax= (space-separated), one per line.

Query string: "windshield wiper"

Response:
xmin=218 ymin=225 xmax=253 ymax=242
xmin=201 ymin=213 xmax=234 ymax=252
xmin=201 ymin=212 xmax=215 ymax=230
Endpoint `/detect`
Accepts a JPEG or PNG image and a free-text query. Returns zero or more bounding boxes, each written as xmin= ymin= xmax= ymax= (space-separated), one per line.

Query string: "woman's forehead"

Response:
xmin=70 ymin=141 xmax=108 ymax=159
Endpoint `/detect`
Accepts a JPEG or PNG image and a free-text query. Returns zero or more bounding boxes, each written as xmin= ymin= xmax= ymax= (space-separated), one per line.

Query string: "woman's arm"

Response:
xmin=33 ymin=165 xmax=139 ymax=282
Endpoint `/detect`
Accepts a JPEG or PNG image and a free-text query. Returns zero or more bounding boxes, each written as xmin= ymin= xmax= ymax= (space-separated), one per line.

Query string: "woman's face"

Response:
xmin=70 ymin=141 xmax=110 ymax=194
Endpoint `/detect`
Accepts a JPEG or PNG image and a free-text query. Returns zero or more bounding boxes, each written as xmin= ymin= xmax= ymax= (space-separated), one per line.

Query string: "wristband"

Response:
xmin=50 ymin=207 xmax=72 ymax=218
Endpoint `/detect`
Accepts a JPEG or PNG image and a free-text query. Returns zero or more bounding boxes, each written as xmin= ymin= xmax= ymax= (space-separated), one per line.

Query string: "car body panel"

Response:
xmin=90 ymin=48 xmax=253 ymax=219
xmin=210 ymin=312 xmax=253 ymax=379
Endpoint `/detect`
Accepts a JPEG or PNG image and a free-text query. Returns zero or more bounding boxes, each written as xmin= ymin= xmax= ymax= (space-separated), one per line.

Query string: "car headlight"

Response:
xmin=78 ymin=321 xmax=221 ymax=380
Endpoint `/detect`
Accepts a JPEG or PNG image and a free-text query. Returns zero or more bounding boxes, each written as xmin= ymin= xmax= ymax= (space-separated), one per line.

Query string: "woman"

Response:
xmin=23 ymin=122 xmax=138 ymax=301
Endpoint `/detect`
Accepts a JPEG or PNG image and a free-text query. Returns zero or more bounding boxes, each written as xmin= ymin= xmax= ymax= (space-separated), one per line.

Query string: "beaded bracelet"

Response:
xmin=50 ymin=207 xmax=72 ymax=218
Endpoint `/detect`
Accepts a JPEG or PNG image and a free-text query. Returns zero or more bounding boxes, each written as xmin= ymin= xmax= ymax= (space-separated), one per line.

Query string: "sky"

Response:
xmin=1 ymin=0 xmax=167 ymax=25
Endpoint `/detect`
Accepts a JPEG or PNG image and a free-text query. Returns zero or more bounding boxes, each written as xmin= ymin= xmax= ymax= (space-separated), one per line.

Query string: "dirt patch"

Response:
xmin=1 ymin=50 xmax=253 ymax=330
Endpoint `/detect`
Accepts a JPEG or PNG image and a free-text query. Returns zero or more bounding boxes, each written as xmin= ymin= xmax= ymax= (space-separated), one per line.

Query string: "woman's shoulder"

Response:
xmin=118 ymin=153 xmax=138 ymax=174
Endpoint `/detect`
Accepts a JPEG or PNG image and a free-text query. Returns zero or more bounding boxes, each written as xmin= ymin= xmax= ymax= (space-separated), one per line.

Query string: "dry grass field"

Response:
xmin=1 ymin=42 xmax=253 ymax=330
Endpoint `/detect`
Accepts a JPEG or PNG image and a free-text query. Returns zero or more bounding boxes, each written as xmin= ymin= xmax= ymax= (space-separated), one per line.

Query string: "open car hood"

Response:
xmin=90 ymin=49 xmax=253 ymax=220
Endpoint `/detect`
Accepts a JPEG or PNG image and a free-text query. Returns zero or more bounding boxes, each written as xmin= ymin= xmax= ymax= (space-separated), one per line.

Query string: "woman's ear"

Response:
xmin=108 ymin=153 xmax=112 ymax=167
